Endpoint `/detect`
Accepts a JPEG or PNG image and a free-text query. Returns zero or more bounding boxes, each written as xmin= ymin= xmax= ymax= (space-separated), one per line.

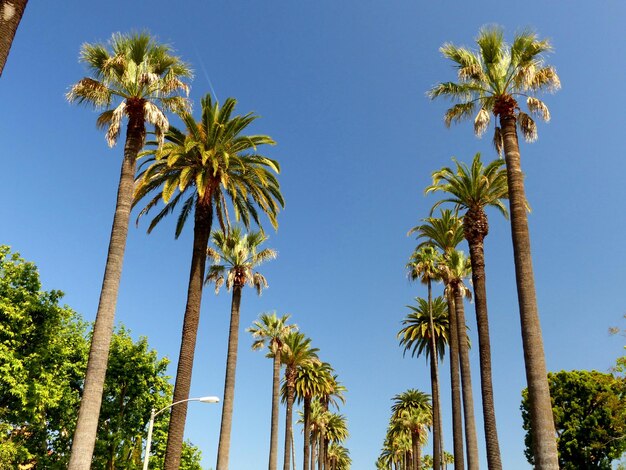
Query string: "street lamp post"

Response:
xmin=142 ymin=396 xmax=219 ymax=470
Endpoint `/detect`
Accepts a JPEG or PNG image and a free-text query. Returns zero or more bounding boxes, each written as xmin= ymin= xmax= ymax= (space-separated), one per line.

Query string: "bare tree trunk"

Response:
xmin=283 ymin=378 xmax=295 ymax=470
xmin=454 ymin=287 xmax=479 ymax=470
xmin=446 ymin=291 xmax=464 ymax=470
xmin=69 ymin=116 xmax=144 ymax=470
xmin=268 ymin=350 xmax=282 ymax=470
xmin=163 ymin=199 xmax=213 ymax=470
xmin=0 ymin=0 xmax=27 ymax=76
xmin=303 ymin=397 xmax=312 ymax=470
xmin=500 ymin=115 xmax=558 ymax=469
xmin=216 ymin=285 xmax=243 ymax=470
xmin=427 ymin=281 xmax=443 ymax=469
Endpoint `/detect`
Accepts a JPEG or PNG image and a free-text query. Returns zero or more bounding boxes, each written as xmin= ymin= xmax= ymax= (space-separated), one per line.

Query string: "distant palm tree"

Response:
xmin=66 ymin=32 xmax=191 ymax=470
xmin=323 ymin=412 xmax=349 ymax=469
xmin=326 ymin=443 xmax=351 ymax=470
xmin=426 ymin=153 xmax=507 ymax=469
xmin=134 ymin=94 xmax=283 ymax=469
xmin=428 ymin=26 xmax=561 ymax=468
xmin=0 ymin=0 xmax=28 ymax=76
xmin=391 ymin=389 xmax=432 ymax=470
xmin=206 ymin=228 xmax=277 ymax=470
xmin=248 ymin=313 xmax=298 ymax=470
xmin=406 ymin=246 xmax=444 ymax=470
xmin=281 ymin=332 xmax=320 ymax=470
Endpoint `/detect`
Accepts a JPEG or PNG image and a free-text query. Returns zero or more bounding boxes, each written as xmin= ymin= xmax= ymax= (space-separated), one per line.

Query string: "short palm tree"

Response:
xmin=206 ymin=228 xmax=277 ymax=470
xmin=326 ymin=443 xmax=351 ymax=470
xmin=281 ymin=332 xmax=320 ymax=470
xmin=248 ymin=313 xmax=298 ymax=470
xmin=134 ymin=94 xmax=283 ymax=469
xmin=66 ymin=32 xmax=191 ymax=470
xmin=391 ymin=389 xmax=432 ymax=470
xmin=409 ymin=211 xmax=470 ymax=470
xmin=406 ymin=246 xmax=444 ymax=470
xmin=324 ymin=412 xmax=349 ymax=469
xmin=426 ymin=153 xmax=507 ymax=469
xmin=428 ymin=26 xmax=560 ymax=468
xmin=0 ymin=0 xmax=28 ymax=76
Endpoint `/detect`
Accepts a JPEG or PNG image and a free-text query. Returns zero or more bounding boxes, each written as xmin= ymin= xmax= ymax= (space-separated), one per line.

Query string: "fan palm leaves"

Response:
xmin=426 ymin=153 xmax=507 ymax=469
xmin=66 ymin=32 xmax=191 ymax=470
xmin=133 ymin=94 xmax=283 ymax=469
xmin=429 ymin=26 xmax=560 ymax=468
xmin=205 ymin=228 xmax=276 ymax=470
xmin=248 ymin=313 xmax=298 ymax=470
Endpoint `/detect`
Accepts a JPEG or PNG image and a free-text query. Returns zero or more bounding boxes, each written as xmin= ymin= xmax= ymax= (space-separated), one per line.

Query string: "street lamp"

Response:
xmin=142 ymin=396 xmax=220 ymax=470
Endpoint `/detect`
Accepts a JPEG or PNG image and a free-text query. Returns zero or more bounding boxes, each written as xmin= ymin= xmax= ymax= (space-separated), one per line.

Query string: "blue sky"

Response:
xmin=2 ymin=1 xmax=626 ymax=469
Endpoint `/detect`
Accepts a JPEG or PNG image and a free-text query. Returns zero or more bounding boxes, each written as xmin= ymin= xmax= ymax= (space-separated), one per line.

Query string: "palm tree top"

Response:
xmin=67 ymin=31 xmax=192 ymax=147
xmin=428 ymin=25 xmax=560 ymax=150
xmin=408 ymin=208 xmax=464 ymax=255
xmin=248 ymin=312 xmax=298 ymax=356
xmin=398 ymin=296 xmax=449 ymax=361
xmin=406 ymin=245 xmax=442 ymax=285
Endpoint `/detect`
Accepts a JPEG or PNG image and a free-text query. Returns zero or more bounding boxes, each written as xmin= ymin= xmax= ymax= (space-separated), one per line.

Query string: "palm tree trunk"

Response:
xmin=317 ymin=433 xmax=324 ymax=470
xmin=466 ymin=237 xmax=502 ymax=470
xmin=427 ymin=281 xmax=443 ymax=470
xmin=216 ymin=285 xmax=243 ymax=470
xmin=303 ymin=396 xmax=312 ymax=470
xmin=310 ymin=430 xmax=317 ymax=469
xmin=68 ymin=116 xmax=145 ymax=470
xmin=453 ymin=287 xmax=479 ymax=470
xmin=500 ymin=115 xmax=558 ymax=469
xmin=416 ymin=431 xmax=422 ymax=470
xmin=163 ymin=199 xmax=213 ymax=470
xmin=283 ymin=378 xmax=295 ymax=470
xmin=269 ymin=350 xmax=282 ymax=470
xmin=446 ymin=290 xmax=464 ymax=470
xmin=0 ymin=0 xmax=27 ymax=76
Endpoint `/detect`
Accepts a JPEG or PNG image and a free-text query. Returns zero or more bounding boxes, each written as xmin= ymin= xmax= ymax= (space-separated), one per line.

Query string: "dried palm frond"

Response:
xmin=517 ymin=111 xmax=538 ymax=142
xmin=144 ymin=102 xmax=169 ymax=147
xmin=106 ymin=102 xmax=126 ymax=147
xmin=493 ymin=126 xmax=504 ymax=156
xmin=474 ymin=108 xmax=490 ymax=137
xmin=527 ymin=97 xmax=551 ymax=122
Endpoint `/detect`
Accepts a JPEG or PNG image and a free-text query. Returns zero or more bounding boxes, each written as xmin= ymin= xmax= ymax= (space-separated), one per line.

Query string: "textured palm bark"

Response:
xmin=268 ymin=349 xmax=281 ymax=470
xmin=427 ymin=281 xmax=443 ymax=470
xmin=302 ymin=396 xmax=312 ymax=470
xmin=500 ymin=115 xmax=558 ymax=469
xmin=163 ymin=200 xmax=213 ymax=470
xmin=311 ymin=431 xmax=317 ymax=470
xmin=414 ymin=432 xmax=422 ymax=470
xmin=0 ymin=0 xmax=27 ymax=77
xmin=317 ymin=432 xmax=324 ymax=470
xmin=283 ymin=375 xmax=295 ymax=470
xmin=216 ymin=285 xmax=243 ymax=470
xmin=465 ymin=214 xmax=502 ymax=470
xmin=68 ymin=115 xmax=144 ymax=470
xmin=446 ymin=292 xmax=464 ymax=470
xmin=453 ymin=287 xmax=479 ymax=470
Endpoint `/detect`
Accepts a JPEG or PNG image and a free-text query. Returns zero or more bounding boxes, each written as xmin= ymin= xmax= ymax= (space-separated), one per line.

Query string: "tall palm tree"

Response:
xmin=426 ymin=153 xmax=507 ymax=469
xmin=391 ymin=389 xmax=432 ymax=470
xmin=323 ymin=412 xmax=349 ymax=470
xmin=316 ymin=372 xmax=346 ymax=470
xmin=248 ymin=313 xmax=298 ymax=470
xmin=439 ymin=249 xmax=478 ymax=470
xmin=66 ymin=32 xmax=191 ymax=470
xmin=0 ymin=0 xmax=28 ymax=76
xmin=409 ymin=211 xmax=470 ymax=470
xmin=281 ymin=332 xmax=320 ymax=470
xmin=206 ymin=228 xmax=277 ymax=470
xmin=134 ymin=94 xmax=283 ymax=469
xmin=428 ymin=26 xmax=561 ymax=468
xmin=406 ymin=246 xmax=444 ymax=470
xmin=307 ymin=398 xmax=328 ymax=469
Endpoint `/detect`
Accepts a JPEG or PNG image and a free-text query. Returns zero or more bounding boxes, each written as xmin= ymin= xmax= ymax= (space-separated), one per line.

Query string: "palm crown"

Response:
xmin=409 ymin=209 xmax=464 ymax=256
xmin=248 ymin=312 xmax=297 ymax=357
xmin=398 ymin=296 xmax=449 ymax=361
xmin=428 ymin=26 xmax=560 ymax=152
xmin=67 ymin=32 xmax=192 ymax=147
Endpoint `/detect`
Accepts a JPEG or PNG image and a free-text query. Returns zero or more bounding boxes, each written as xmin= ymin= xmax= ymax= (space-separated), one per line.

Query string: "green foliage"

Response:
xmin=521 ymin=370 xmax=626 ymax=469
xmin=422 ymin=451 xmax=454 ymax=468
xmin=0 ymin=246 xmax=203 ymax=469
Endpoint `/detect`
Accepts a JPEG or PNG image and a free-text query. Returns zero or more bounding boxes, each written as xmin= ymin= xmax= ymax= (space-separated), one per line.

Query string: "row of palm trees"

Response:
xmin=249 ymin=313 xmax=351 ymax=470
xmin=383 ymin=26 xmax=561 ymax=469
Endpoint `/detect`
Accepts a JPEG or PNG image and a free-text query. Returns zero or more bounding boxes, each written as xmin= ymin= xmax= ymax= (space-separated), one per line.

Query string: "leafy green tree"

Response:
xmin=429 ymin=26 xmax=561 ymax=469
xmin=248 ymin=312 xmax=298 ymax=470
xmin=206 ymin=227 xmax=277 ymax=470
xmin=426 ymin=153 xmax=507 ymax=469
xmin=67 ymin=32 xmax=192 ymax=470
xmin=521 ymin=370 xmax=626 ymax=469
xmin=0 ymin=0 xmax=28 ymax=76
xmin=134 ymin=93 xmax=283 ymax=469
xmin=391 ymin=390 xmax=432 ymax=470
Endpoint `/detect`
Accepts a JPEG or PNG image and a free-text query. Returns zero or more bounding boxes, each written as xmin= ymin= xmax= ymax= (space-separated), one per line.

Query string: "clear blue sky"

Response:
xmin=2 ymin=1 xmax=625 ymax=469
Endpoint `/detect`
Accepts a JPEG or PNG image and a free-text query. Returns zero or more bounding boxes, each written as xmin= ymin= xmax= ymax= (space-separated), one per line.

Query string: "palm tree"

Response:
xmin=324 ymin=412 xmax=349 ymax=469
xmin=66 ymin=32 xmax=191 ymax=470
xmin=281 ymin=332 xmax=320 ymax=470
xmin=409 ymin=211 xmax=469 ymax=470
xmin=205 ymin=228 xmax=277 ymax=470
xmin=0 ymin=0 xmax=28 ymax=76
xmin=326 ymin=443 xmax=351 ymax=470
xmin=428 ymin=26 xmax=560 ymax=468
xmin=248 ymin=313 xmax=298 ymax=470
xmin=406 ymin=246 xmax=444 ymax=470
xmin=134 ymin=94 xmax=283 ymax=469
xmin=391 ymin=390 xmax=432 ymax=470
xmin=426 ymin=153 xmax=507 ymax=469
xmin=439 ymin=249 xmax=478 ymax=470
